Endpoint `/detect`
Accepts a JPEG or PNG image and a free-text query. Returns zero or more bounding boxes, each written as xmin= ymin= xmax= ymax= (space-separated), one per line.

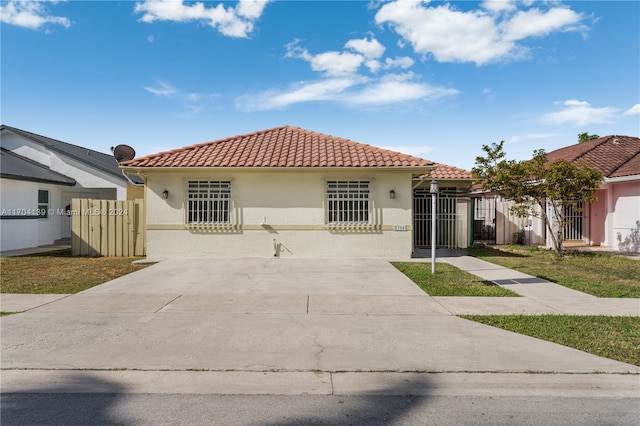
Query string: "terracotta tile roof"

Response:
xmin=424 ymin=163 xmax=473 ymax=180
xmin=121 ymin=126 xmax=436 ymax=169
xmin=545 ymin=135 xmax=640 ymax=178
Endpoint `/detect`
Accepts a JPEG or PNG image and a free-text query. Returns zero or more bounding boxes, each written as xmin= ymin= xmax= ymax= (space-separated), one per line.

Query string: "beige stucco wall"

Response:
xmin=142 ymin=168 xmax=418 ymax=258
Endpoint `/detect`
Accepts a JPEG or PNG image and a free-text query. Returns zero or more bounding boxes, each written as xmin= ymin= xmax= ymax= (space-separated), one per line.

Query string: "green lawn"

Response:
xmin=0 ymin=249 xmax=149 ymax=294
xmin=463 ymin=315 xmax=640 ymax=367
xmin=392 ymin=262 xmax=519 ymax=297
xmin=469 ymin=246 xmax=640 ymax=298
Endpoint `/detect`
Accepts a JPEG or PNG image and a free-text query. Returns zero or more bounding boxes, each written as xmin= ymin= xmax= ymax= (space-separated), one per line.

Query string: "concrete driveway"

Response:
xmin=2 ymin=258 xmax=637 ymax=375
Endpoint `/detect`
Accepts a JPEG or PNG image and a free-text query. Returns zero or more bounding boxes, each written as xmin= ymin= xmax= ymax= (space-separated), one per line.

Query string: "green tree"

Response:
xmin=578 ymin=132 xmax=600 ymax=143
xmin=472 ymin=141 xmax=603 ymax=259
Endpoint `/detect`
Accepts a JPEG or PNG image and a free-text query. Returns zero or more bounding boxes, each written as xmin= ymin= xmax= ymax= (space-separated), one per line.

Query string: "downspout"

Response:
xmin=121 ymin=170 xmax=145 ymax=187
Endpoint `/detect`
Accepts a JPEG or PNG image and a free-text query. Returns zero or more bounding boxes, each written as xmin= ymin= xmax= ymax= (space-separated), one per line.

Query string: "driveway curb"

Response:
xmin=2 ymin=370 xmax=637 ymax=397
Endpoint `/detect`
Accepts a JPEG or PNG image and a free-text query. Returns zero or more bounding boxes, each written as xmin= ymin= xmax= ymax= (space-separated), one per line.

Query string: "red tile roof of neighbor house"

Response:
xmin=545 ymin=135 xmax=640 ymax=178
xmin=121 ymin=126 xmax=436 ymax=169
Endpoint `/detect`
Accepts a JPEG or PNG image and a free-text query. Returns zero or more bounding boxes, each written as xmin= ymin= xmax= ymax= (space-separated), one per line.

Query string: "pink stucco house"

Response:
xmin=477 ymin=135 xmax=640 ymax=253
xmin=545 ymin=135 xmax=640 ymax=253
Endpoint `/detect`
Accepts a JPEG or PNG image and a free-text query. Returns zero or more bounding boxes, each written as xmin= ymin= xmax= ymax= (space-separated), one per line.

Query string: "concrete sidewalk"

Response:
xmin=3 ymin=369 xmax=638 ymax=398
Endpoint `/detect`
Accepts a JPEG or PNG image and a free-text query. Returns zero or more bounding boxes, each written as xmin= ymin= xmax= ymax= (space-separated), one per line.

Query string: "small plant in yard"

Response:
xmin=462 ymin=315 xmax=640 ymax=367
xmin=392 ymin=262 xmax=518 ymax=297
xmin=0 ymin=249 xmax=149 ymax=294
xmin=469 ymin=245 xmax=640 ymax=298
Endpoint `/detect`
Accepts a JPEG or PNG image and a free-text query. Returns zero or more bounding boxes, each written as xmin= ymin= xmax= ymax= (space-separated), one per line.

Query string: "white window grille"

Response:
xmin=187 ymin=181 xmax=231 ymax=224
xmin=326 ymin=180 xmax=370 ymax=224
xmin=563 ymin=200 xmax=583 ymax=240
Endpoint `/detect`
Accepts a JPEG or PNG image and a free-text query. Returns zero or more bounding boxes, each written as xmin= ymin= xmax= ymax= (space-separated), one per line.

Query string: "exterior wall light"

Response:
xmin=389 ymin=189 xmax=396 ymax=199
xmin=162 ymin=190 xmax=169 ymax=200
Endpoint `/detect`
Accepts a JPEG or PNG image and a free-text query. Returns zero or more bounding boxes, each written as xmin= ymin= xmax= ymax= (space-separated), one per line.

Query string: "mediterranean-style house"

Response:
xmin=0 ymin=125 xmax=141 ymax=252
xmin=546 ymin=135 xmax=640 ymax=252
xmin=120 ymin=125 xmax=474 ymax=258
xmin=480 ymin=135 xmax=640 ymax=252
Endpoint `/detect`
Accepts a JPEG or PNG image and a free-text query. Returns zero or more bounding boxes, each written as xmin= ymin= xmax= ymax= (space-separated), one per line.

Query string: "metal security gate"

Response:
xmin=563 ymin=200 xmax=583 ymax=240
xmin=472 ymin=197 xmax=496 ymax=244
xmin=413 ymin=189 xmax=460 ymax=248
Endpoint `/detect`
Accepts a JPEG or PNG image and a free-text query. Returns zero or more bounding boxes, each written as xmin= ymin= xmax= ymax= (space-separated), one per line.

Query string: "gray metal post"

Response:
xmin=430 ymin=180 xmax=438 ymax=274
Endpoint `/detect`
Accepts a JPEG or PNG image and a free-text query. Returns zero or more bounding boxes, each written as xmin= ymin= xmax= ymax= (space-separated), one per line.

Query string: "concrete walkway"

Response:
xmin=0 ymin=242 xmax=70 ymax=258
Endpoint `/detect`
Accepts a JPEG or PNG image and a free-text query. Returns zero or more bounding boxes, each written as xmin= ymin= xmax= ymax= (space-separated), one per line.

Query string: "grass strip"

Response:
xmin=1 ymin=249 xmax=149 ymax=294
xmin=462 ymin=314 xmax=640 ymax=367
xmin=469 ymin=246 xmax=640 ymax=298
xmin=393 ymin=262 xmax=519 ymax=297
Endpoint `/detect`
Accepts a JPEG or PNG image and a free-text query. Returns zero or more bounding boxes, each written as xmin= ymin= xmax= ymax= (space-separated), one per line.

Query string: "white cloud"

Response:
xmin=144 ymin=79 xmax=218 ymax=113
xmin=623 ymin=103 xmax=640 ymax=116
xmin=309 ymin=51 xmax=365 ymax=77
xmin=384 ymin=56 xmax=415 ymax=69
xmin=240 ymin=36 xmax=458 ymax=111
xmin=144 ymin=80 xmax=177 ymax=96
xmin=235 ymin=0 xmax=269 ymax=19
xmin=375 ymin=1 xmax=514 ymax=65
xmin=235 ymin=77 xmax=366 ymax=111
xmin=0 ymin=0 xmax=71 ymax=30
xmin=502 ymin=7 xmax=582 ymax=41
xmin=345 ymin=37 xmax=385 ymax=59
xmin=375 ymin=0 xmax=586 ymax=65
xmin=346 ymin=72 xmax=459 ymax=106
xmin=540 ymin=100 xmax=619 ymax=126
xmin=286 ymin=40 xmax=364 ymax=77
xmin=482 ymin=0 xmax=517 ymax=15
xmin=365 ymin=59 xmax=382 ymax=73
xmin=134 ymin=0 xmax=269 ymax=38
xmin=236 ymin=72 xmax=458 ymax=112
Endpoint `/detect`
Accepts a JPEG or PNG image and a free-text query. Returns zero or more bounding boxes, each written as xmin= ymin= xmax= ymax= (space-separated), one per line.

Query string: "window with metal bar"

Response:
xmin=326 ymin=181 xmax=370 ymax=224
xmin=187 ymin=181 xmax=231 ymax=224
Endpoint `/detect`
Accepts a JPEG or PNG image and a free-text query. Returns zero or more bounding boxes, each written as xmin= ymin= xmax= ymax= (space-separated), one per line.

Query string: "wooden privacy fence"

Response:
xmin=71 ymin=199 xmax=145 ymax=257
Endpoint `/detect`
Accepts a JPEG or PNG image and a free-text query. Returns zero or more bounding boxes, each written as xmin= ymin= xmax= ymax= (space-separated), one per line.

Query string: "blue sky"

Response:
xmin=2 ymin=0 xmax=639 ymax=170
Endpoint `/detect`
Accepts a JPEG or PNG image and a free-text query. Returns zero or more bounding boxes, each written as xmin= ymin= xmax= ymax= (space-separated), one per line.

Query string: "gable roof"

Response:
xmin=121 ymin=125 xmax=436 ymax=169
xmin=1 ymin=147 xmax=76 ymax=185
xmin=0 ymin=125 xmax=139 ymax=183
xmin=545 ymin=135 xmax=640 ymax=179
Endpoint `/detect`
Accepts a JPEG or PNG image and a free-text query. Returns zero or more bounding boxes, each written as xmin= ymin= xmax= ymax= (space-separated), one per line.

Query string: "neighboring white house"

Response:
xmin=0 ymin=125 xmax=136 ymax=252
xmin=121 ymin=125 xmax=440 ymax=258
